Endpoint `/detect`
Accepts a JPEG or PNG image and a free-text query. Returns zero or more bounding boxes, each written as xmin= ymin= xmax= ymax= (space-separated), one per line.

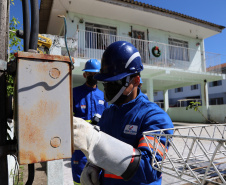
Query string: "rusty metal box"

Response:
xmin=14 ymin=52 xmax=73 ymax=165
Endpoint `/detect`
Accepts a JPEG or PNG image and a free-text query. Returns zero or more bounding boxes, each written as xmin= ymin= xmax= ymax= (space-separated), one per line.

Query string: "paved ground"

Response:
xmin=63 ymin=158 xmax=73 ymax=185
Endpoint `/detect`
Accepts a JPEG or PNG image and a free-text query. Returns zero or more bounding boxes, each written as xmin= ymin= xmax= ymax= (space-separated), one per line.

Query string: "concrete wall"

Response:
xmin=167 ymin=107 xmax=206 ymax=123
xmin=209 ymin=104 xmax=226 ymax=123
xmin=167 ymin=105 xmax=226 ymax=123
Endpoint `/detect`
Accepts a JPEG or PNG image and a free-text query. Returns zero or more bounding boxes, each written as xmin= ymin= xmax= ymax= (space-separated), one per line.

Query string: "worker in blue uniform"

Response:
xmin=71 ymin=59 xmax=108 ymax=185
xmin=73 ymin=41 xmax=174 ymax=185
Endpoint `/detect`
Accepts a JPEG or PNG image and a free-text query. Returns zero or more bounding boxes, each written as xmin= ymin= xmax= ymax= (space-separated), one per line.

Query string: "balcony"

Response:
xmin=74 ymin=30 xmax=224 ymax=74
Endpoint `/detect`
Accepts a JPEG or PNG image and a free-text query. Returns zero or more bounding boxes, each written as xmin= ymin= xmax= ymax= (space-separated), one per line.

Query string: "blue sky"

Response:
xmin=137 ymin=0 xmax=226 ymax=55
xmin=10 ymin=0 xmax=226 ymax=55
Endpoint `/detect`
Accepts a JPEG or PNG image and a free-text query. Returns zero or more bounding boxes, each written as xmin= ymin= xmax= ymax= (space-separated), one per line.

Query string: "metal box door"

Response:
xmin=15 ymin=52 xmax=73 ymax=165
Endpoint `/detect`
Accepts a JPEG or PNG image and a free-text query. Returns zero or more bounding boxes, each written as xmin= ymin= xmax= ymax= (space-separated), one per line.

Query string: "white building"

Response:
xmin=154 ymin=63 xmax=226 ymax=109
xmin=39 ymin=0 xmax=225 ymax=123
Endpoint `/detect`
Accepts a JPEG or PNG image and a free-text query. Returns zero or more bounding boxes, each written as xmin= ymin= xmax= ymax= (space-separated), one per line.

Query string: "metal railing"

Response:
xmin=74 ymin=30 xmax=223 ymax=74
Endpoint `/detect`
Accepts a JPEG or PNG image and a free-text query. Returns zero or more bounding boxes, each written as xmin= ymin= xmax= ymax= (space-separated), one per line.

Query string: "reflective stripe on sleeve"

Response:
xmin=74 ymin=181 xmax=81 ymax=185
xmin=138 ymin=136 xmax=168 ymax=157
xmin=104 ymin=171 xmax=123 ymax=179
xmin=130 ymin=148 xmax=136 ymax=163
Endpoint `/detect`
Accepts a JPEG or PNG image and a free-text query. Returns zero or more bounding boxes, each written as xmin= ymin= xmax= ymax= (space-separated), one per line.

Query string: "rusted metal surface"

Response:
xmin=15 ymin=52 xmax=73 ymax=164
xmin=50 ymin=137 xmax=61 ymax=148
xmin=16 ymin=51 xmax=75 ymax=63
xmin=49 ymin=68 xmax=60 ymax=79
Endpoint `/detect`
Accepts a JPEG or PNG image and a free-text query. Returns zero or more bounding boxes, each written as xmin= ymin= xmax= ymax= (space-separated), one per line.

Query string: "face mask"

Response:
xmin=104 ymin=76 xmax=133 ymax=104
xmin=104 ymin=81 xmax=124 ymax=102
xmin=86 ymin=75 xmax=97 ymax=87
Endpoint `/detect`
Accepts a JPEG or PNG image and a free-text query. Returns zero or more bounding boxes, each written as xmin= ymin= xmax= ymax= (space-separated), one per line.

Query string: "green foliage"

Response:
xmin=186 ymin=101 xmax=201 ymax=112
xmin=9 ymin=16 xmax=22 ymax=60
xmin=186 ymin=101 xmax=219 ymax=124
xmin=7 ymin=1 xmax=23 ymax=97
xmin=6 ymin=74 xmax=14 ymax=97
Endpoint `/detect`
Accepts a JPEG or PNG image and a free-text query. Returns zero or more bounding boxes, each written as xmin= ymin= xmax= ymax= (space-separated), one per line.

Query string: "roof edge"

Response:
xmin=39 ymin=0 xmax=54 ymax=34
xmin=104 ymin=0 xmax=225 ymax=31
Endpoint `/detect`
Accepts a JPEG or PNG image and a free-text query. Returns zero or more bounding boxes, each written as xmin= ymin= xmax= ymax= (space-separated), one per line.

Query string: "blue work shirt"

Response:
xmin=73 ymin=84 xmax=108 ymax=120
xmin=72 ymin=83 xmax=108 ymax=183
xmin=98 ymin=88 xmax=174 ymax=185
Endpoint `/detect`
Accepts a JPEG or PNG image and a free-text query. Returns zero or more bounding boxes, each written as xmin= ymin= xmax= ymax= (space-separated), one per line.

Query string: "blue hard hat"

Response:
xmin=94 ymin=41 xmax=143 ymax=82
xmin=82 ymin=59 xmax=101 ymax=72
xmin=140 ymin=77 xmax=143 ymax=84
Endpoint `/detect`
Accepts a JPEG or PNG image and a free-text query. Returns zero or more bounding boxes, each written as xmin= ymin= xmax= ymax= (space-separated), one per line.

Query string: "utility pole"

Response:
xmin=0 ymin=0 xmax=8 ymax=60
xmin=0 ymin=0 xmax=9 ymax=184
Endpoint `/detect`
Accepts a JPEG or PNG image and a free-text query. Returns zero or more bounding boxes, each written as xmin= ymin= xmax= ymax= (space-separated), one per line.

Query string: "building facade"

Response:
xmin=39 ymin=0 xmax=225 ymax=122
xmin=154 ymin=64 xmax=226 ymax=107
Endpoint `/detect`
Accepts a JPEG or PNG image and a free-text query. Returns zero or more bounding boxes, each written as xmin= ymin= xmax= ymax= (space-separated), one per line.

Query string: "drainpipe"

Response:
xmin=201 ymin=79 xmax=210 ymax=123
xmin=200 ymin=40 xmax=206 ymax=72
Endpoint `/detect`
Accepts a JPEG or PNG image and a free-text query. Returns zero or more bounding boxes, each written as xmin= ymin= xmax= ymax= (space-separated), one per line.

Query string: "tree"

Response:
xmin=7 ymin=15 xmax=22 ymax=97
xmin=7 ymin=0 xmax=22 ymax=97
xmin=9 ymin=16 xmax=22 ymax=59
xmin=186 ymin=101 xmax=219 ymax=124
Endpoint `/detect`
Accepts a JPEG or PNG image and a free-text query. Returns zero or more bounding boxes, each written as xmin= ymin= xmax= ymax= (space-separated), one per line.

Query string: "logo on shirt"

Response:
xmin=98 ymin=100 xmax=104 ymax=105
xmin=81 ymin=105 xmax=86 ymax=109
xmin=73 ymin=160 xmax=79 ymax=165
xmin=124 ymin=125 xmax=138 ymax=135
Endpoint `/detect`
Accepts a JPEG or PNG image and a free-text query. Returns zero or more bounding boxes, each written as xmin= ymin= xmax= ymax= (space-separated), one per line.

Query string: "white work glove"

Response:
xmin=73 ymin=117 xmax=100 ymax=157
xmin=73 ymin=116 xmax=141 ymax=180
xmin=80 ymin=162 xmax=101 ymax=185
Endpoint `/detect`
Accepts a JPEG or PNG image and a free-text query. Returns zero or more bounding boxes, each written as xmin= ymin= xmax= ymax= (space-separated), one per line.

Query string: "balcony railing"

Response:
xmin=73 ymin=30 xmax=223 ymax=74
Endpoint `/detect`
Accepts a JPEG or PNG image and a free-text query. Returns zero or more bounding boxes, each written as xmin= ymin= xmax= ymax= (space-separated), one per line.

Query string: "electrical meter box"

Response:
xmin=14 ymin=51 xmax=73 ymax=165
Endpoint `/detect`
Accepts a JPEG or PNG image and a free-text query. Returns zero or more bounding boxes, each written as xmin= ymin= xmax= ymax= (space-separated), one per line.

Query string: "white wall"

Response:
xmin=209 ymin=104 xmax=226 ymax=123
xmin=208 ymin=79 xmax=226 ymax=94
xmin=168 ymin=85 xmax=200 ymax=99
xmin=167 ymin=107 xmax=206 ymax=123
xmin=154 ymin=91 xmax=164 ymax=102
xmin=167 ymin=105 xmax=226 ymax=123
xmin=66 ymin=12 xmax=203 ymax=72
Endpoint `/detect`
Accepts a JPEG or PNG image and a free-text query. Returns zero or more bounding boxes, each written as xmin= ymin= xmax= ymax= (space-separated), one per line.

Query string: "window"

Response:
xmin=191 ymin=84 xmax=198 ymax=90
xmin=169 ymin=38 xmax=189 ymax=61
xmin=132 ymin=30 xmax=146 ymax=63
xmin=209 ymin=80 xmax=222 ymax=87
xmin=154 ymin=92 xmax=158 ymax=96
xmin=85 ymin=23 xmax=117 ymax=49
xmin=175 ymin=87 xmax=183 ymax=93
xmin=210 ymin=97 xmax=224 ymax=105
